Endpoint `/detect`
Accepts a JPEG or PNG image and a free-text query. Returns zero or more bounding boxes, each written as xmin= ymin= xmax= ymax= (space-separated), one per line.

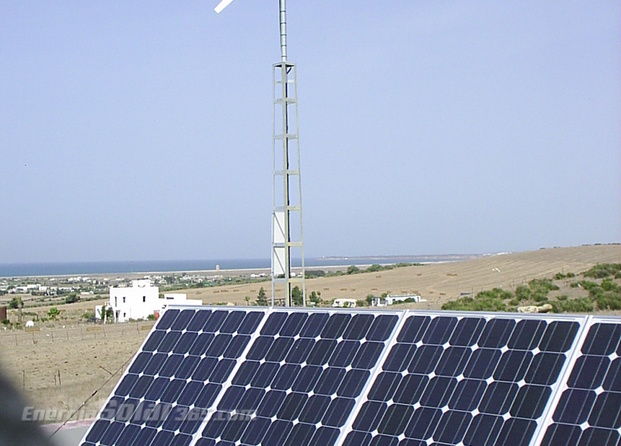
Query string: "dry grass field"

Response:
xmin=186 ymin=245 xmax=621 ymax=308
xmin=1 ymin=244 xmax=619 ymax=424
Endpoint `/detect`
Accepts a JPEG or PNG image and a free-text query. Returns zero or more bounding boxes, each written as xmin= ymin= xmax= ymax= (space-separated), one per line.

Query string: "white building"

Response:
xmin=108 ymin=279 xmax=159 ymax=322
xmin=332 ymin=298 xmax=357 ymax=308
xmin=372 ymin=294 xmax=424 ymax=307
xmin=102 ymin=279 xmax=202 ymax=323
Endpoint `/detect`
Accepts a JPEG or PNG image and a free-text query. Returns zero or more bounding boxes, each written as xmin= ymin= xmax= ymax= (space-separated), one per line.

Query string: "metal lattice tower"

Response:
xmin=271 ymin=0 xmax=305 ymax=307
xmin=215 ymin=0 xmax=305 ymax=307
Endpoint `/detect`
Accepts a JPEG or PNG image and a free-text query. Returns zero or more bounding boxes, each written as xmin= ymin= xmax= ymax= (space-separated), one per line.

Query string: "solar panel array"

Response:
xmin=80 ymin=308 xmax=621 ymax=446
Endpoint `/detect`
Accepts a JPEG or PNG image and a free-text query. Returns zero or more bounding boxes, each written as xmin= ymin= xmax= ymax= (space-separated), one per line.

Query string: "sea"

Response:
xmin=0 ymin=255 xmax=477 ymax=278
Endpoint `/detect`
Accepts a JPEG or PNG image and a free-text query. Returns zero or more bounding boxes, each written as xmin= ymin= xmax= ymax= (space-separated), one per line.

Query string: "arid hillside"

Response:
xmin=1 ymin=244 xmax=619 ymax=423
xmin=186 ymin=245 xmax=621 ymax=308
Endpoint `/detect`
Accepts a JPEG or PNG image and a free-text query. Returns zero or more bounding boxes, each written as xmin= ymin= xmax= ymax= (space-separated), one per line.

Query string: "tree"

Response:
xmin=102 ymin=305 xmax=114 ymax=322
xmin=347 ymin=265 xmax=360 ymax=275
xmin=292 ymin=286 xmax=303 ymax=306
xmin=256 ymin=287 xmax=268 ymax=306
xmin=9 ymin=297 xmax=23 ymax=324
xmin=309 ymin=291 xmax=321 ymax=305
xmin=366 ymin=264 xmax=382 ymax=273
xmin=65 ymin=293 xmax=80 ymax=304
xmin=306 ymin=270 xmax=325 ymax=278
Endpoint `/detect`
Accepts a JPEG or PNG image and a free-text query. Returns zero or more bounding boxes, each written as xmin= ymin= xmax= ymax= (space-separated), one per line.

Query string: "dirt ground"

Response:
xmin=0 ymin=322 xmax=153 ymax=423
xmin=184 ymin=244 xmax=621 ymax=308
xmin=1 ymin=244 xmax=619 ymax=423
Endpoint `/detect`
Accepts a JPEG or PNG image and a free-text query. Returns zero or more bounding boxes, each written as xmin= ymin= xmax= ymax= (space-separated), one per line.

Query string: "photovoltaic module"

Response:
xmin=79 ymin=307 xmax=621 ymax=446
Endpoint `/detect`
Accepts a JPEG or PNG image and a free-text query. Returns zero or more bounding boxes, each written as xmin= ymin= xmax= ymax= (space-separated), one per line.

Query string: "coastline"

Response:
xmin=0 ymin=254 xmax=482 ymax=279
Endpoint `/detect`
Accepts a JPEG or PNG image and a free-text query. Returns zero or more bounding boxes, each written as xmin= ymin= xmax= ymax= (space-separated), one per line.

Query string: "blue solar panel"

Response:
xmin=80 ymin=308 xmax=620 ymax=446
xmin=539 ymin=318 xmax=621 ymax=446
xmin=196 ymin=310 xmax=399 ymax=445
xmin=342 ymin=313 xmax=582 ymax=446
xmin=80 ymin=308 xmax=266 ymax=446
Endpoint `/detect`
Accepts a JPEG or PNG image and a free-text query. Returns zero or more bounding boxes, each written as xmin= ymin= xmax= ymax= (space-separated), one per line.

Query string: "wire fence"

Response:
xmin=0 ymin=321 xmax=155 ymax=346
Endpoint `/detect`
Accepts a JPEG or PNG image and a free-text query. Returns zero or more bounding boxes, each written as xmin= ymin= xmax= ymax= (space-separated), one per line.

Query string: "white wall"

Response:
xmin=109 ymin=280 xmax=159 ymax=323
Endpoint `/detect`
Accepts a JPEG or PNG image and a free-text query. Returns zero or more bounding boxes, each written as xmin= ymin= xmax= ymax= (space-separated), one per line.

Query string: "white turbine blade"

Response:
xmin=214 ymin=0 xmax=234 ymax=13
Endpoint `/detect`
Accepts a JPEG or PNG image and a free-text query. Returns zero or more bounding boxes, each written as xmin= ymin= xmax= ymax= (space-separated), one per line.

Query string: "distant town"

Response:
xmin=0 ymin=270 xmax=269 ymax=308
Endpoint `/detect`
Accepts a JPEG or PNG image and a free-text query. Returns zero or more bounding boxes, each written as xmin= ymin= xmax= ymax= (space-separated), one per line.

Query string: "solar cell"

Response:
xmin=80 ymin=308 xmax=620 ymax=446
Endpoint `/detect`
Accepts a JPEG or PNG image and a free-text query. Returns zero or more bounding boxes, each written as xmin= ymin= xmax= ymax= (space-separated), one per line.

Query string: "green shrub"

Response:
xmin=579 ymin=281 xmax=600 ymax=292
xmin=595 ymin=292 xmax=621 ymax=311
xmin=583 ymin=263 xmax=621 ymax=279
xmin=526 ymin=278 xmax=558 ymax=303
xmin=346 ymin=265 xmax=360 ymax=275
xmin=65 ymin=293 xmax=80 ymax=304
xmin=476 ymin=288 xmax=513 ymax=301
xmin=442 ymin=298 xmax=475 ymax=311
xmin=48 ymin=307 xmax=60 ymax=320
xmin=309 ymin=291 xmax=321 ymax=305
xmin=514 ymin=285 xmax=531 ymax=302
xmin=551 ymin=298 xmax=594 ymax=313
xmin=601 ymin=279 xmax=620 ymax=292
xmin=306 ymin=270 xmax=325 ymax=278
xmin=529 ymin=278 xmax=559 ymax=292
xmin=475 ymin=298 xmax=507 ymax=312
xmin=443 ymin=292 xmax=508 ymax=312
xmin=532 ymin=293 xmax=549 ymax=303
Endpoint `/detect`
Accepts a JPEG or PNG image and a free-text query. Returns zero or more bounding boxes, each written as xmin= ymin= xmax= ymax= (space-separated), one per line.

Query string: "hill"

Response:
xmin=1 ymin=244 xmax=619 ymax=424
xmin=185 ymin=245 xmax=621 ymax=309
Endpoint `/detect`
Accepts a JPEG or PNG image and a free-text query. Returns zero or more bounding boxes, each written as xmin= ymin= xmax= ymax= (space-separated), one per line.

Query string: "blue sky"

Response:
xmin=1 ymin=1 xmax=619 ymax=263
